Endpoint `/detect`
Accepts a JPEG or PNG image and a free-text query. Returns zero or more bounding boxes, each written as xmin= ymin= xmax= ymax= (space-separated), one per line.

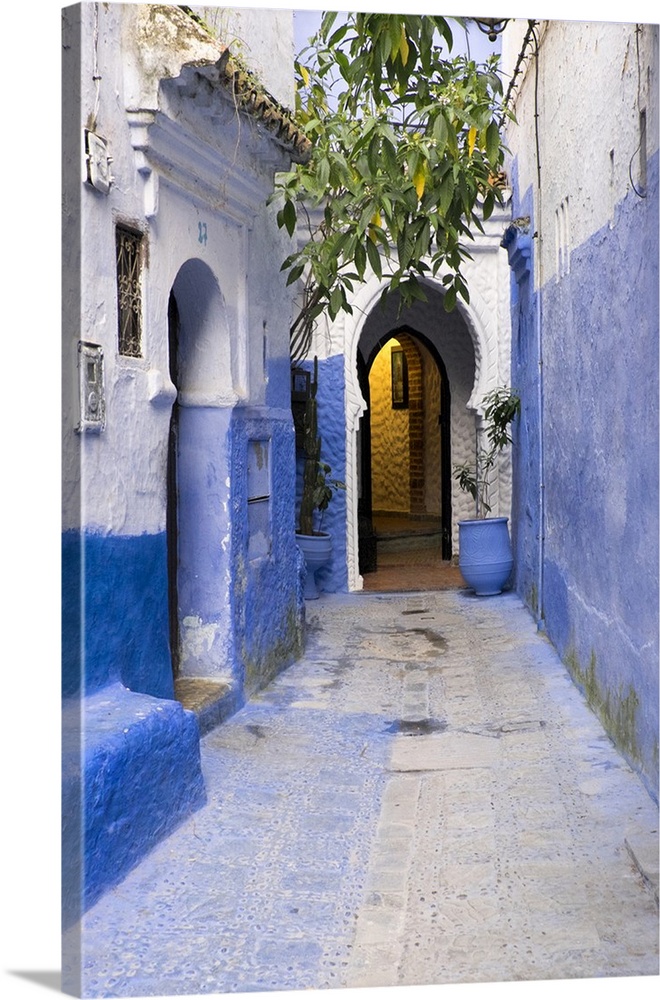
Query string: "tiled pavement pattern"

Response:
xmin=67 ymin=591 xmax=659 ymax=997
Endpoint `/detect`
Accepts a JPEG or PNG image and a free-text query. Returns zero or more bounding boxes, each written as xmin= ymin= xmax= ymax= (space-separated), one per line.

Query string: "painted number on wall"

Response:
xmin=198 ymin=222 xmax=208 ymax=245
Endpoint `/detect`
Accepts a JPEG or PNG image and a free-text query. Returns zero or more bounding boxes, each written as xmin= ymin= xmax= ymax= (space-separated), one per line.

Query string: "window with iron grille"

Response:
xmin=115 ymin=225 xmax=144 ymax=357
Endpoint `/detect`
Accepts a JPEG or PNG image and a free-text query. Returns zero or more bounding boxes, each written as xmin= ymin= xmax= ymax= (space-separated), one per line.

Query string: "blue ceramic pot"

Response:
xmin=296 ymin=532 xmax=333 ymax=599
xmin=458 ymin=517 xmax=513 ymax=596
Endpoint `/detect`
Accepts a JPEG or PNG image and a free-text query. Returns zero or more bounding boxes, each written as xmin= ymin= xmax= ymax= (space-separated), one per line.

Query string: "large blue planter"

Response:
xmin=458 ymin=517 xmax=514 ymax=596
xmin=296 ymin=532 xmax=333 ymax=599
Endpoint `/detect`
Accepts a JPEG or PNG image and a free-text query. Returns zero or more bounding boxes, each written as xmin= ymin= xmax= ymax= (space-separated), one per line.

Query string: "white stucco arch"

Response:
xmin=317 ymin=241 xmax=511 ymax=591
xmin=170 ymin=257 xmax=237 ymax=407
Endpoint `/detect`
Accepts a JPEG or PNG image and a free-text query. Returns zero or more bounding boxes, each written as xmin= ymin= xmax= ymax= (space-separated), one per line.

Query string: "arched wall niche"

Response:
xmin=170 ymin=257 xmax=236 ymax=406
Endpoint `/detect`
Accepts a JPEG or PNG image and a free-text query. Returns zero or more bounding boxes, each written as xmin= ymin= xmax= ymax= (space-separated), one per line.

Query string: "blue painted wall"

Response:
xmin=175 ymin=405 xmax=236 ymax=678
xmin=62 ymin=683 xmax=206 ymax=928
xmin=507 ymin=152 xmax=659 ymax=798
xmin=231 ymin=408 xmax=306 ymax=693
xmin=61 ymin=528 xmax=207 ymax=927
xmin=503 ymin=165 xmax=542 ymax=618
xmin=62 ymin=401 xmax=307 ymax=925
xmin=62 ymin=529 xmax=173 ymax=699
xmin=295 ymin=354 xmax=348 ymax=594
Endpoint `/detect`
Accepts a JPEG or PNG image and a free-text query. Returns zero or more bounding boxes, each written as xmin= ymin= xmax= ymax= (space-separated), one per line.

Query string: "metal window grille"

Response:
xmin=116 ymin=225 xmax=143 ymax=357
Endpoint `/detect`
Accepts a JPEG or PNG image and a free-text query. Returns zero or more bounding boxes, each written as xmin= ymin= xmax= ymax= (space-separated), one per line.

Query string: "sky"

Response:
xmin=292 ymin=10 xmax=502 ymax=63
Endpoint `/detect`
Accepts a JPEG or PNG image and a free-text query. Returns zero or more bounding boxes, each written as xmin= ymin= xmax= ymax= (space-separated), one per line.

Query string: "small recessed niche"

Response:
xmin=77 ymin=341 xmax=105 ymax=433
xmin=247 ymin=439 xmax=271 ymax=559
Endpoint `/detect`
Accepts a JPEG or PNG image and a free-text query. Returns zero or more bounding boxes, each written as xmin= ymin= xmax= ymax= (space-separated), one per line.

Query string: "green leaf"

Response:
xmin=380 ymin=142 xmax=398 ymax=181
xmin=389 ymin=18 xmax=402 ymax=60
xmin=433 ymin=113 xmax=448 ymax=155
xmin=414 ymin=218 xmax=431 ymax=259
xmin=278 ymin=199 xmax=297 ymax=237
xmin=286 ymin=263 xmax=305 ymax=286
xmin=354 ymin=239 xmax=367 ymax=279
xmin=328 ymin=23 xmax=349 ymax=48
xmin=397 ymin=222 xmax=416 ymax=271
xmin=336 ymin=48 xmax=350 ymax=78
xmin=329 ymin=284 xmax=343 ymax=318
xmin=403 ymin=277 xmax=428 ymax=303
xmin=320 ymin=11 xmax=338 ymax=36
xmin=316 ymin=156 xmax=330 ymax=189
xmin=486 ymin=120 xmax=500 ymax=167
xmin=440 ymin=19 xmax=453 ymax=51
xmin=438 ymin=173 xmax=454 ymax=215
xmin=366 ymin=236 xmax=382 ymax=280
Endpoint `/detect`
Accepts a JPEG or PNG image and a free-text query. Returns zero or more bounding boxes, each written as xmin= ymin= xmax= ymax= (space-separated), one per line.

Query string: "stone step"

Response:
xmin=174 ymin=677 xmax=244 ymax=736
xmin=62 ymin=682 xmax=206 ymax=928
xmin=377 ymin=532 xmax=444 ymax=553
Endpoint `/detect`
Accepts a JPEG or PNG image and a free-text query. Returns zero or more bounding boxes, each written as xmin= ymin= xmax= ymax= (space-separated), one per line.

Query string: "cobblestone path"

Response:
xmin=67 ymin=591 xmax=659 ymax=997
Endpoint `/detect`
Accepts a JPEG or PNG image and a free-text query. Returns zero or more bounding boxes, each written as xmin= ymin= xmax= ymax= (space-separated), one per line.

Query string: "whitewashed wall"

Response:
xmin=189 ymin=5 xmax=296 ymax=107
xmin=63 ymin=3 xmax=296 ymax=536
xmin=502 ymin=18 xmax=658 ymax=283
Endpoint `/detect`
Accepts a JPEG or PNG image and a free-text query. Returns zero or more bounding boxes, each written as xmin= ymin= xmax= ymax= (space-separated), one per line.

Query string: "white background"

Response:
xmin=2 ymin=2 xmax=657 ymax=999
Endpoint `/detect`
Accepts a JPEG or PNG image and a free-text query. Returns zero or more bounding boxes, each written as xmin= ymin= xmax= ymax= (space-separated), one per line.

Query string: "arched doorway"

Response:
xmin=358 ymin=326 xmax=454 ymax=588
xmin=166 ymin=258 xmax=236 ymax=681
xmin=341 ymin=272 xmax=503 ymax=592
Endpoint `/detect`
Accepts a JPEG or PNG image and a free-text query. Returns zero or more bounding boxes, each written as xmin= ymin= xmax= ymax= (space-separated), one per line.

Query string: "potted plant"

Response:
xmin=453 ymin=386 xmax=521 ymax=596
xmin=296 ymin=357 xmax=345 ymax=599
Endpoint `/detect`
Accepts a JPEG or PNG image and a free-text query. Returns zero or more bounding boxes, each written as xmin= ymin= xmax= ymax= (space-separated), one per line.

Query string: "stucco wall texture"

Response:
xmin=422 ymin=342 xmax=442 ymax=517
xmin=296 ymin=354 xmax=349 ymax=594
xmin=503 ymin=19 xmax=659 ymax=797
xmin=64 ymin=2 xmax=303 ymax=694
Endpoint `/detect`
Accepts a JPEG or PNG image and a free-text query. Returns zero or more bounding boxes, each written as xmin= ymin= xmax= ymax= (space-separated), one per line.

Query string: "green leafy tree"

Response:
xmin=272 ymin=13 xmax=509 ymax=361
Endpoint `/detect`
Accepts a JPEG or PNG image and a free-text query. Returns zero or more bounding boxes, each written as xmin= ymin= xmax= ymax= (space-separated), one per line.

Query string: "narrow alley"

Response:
xmin=67 ymin=591 xmax=659 ymax=996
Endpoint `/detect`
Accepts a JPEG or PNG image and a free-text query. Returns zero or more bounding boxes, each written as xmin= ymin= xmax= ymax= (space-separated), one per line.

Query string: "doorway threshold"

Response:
xmin=174 ymin=677 xmax=243 ymax=735
xmin=362 ymin=548 xmax=464 ymax=593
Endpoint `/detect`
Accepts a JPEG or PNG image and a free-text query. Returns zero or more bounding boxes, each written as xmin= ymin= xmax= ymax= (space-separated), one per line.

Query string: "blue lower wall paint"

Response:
xmin=62 ymin=530 xmax=205 ymax=925
xmin=230 ymin=408 xmax=305 ymax=693
xmin=296 ymin=354 xmax=348 ymax=594
xmin=61 ymin=400 xmax=308 ymax=922
xmin=62 ymin=530 xmax=174 ymax=699
xmin=176 ymin=406 xmax=233 ymax=627
xmin=62 ymin=683 xmax=206 ymax=928
xmin=504 ymin=178 xmax=542 ymax=617
xmin=508 ymin=152 xmax=659 ymax=798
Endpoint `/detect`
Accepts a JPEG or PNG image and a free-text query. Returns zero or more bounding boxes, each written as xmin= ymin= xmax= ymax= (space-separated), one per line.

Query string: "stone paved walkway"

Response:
xmin=66 ymin=591 xmax=659 ymax=997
